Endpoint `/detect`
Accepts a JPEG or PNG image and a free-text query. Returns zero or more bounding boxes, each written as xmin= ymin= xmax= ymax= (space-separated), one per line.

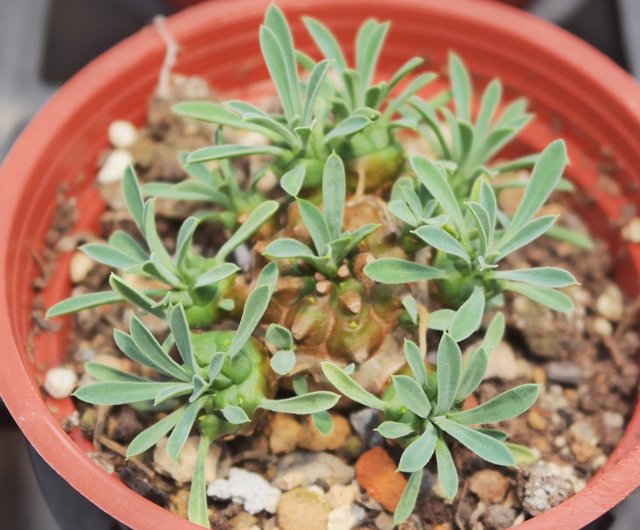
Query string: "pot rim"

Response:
xmin=1 ymin=1 xmax=640 ymax=529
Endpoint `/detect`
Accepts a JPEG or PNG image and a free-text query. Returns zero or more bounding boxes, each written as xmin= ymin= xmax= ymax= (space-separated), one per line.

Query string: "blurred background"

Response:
xmin=0 ymin=0 xmax=639 ymax=528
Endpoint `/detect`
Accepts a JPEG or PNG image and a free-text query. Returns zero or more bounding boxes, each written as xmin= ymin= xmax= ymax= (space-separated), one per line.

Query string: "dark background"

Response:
xmin=0 ymin=0 xmax=639 ymax=528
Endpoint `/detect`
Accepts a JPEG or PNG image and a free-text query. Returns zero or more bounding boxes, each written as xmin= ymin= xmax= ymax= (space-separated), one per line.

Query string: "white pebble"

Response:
xmin=593 ymin=317 xmax=613 ymax=336
xmin=327 ymin=505 xmax=365 ymax=530
xmin=108 ymin=120 xmax=138 ymax=149
xmin=70 ymin=251 xmax=94 ymax=283
xmin=97 ymin=149 xmax=133 ymax=184
xmin=208 ymin=467 xmax=281 ymax=514
xmin=622 ymin=217 xmax=640 ymax=243
xmin=596 ymin=285 xmax=624 ymax=322
xmin=44 ymin=367 xmax=78 ymax=399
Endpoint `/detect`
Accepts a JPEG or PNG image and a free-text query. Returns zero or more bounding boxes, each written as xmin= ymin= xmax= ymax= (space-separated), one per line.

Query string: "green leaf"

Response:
xmin=322 ymin=153 xmax=346 ymax=240
xmin=266 ymin=324 xmax=294 ymax=350
xmin=222 ymin=405 xmax=251 ymax=424
xmin=114 ymin=329 xmax=180 ymax=377
xmin=411 ymin=157 xmax=465 ymax=232
xmin=122 ymin=165 xmax=145 ymax=232
xmin=356 ymin=19 xmax=388 ymax=91
xmin=281 ymin=164 xmax=306 ymax=197
xmin=321 ymin=362 xmax=385 ymax=409
xmin=412 ymin=226 xmax=470 ymax=264
xmin=402 ymin=296 xmax=419 ymax=325
xmin=474 ymin=79 xmax=502 ymax=141
xmin=435 ymin=436 xmax=459 ymax=499
xmin=546 ymin=225 xmax=593 ymax=250
xmin=449 ymin=53 xmax=471 ymax=121
xmin=46 ymin=290 xmax=129 ymax=318
xmin=312 ymin=411 xmax=334 ymax=435
xmin=494 ymin=267 xmax=577 ymax=288
xmin=434 ymin=334 xmax=462 ymax=415
xmin=455 ymin=347 xmax=488 ymax=402
xmin=398 ymin=421 xmax=437 ymax=472
xmin=298 ymin=199 xmax=332 ymax=255
xmin=108 ymin=230 xmax=148 ymax=261
xmin=227 ymin=285 xmax=273 ymax=358
xmin=74 ymin=381 xmax=179 ymax=405
xmin=495 ymin=215 xmax=557 ymax=259
xmin=217 ymin=200 xmax=279 ymax=260
xmin=188 ymin=436 xmax=212 ymax=528
xmin=376 ymin=421 xmax=415 ymax=439
xmin=167 ymin=398 xmax=205 ymax=460
xmin=194 ymin=263 xmax=240 ymax=290
xmin=126 ymin=407 xmax=186 ymax=457
xmin=449 ymin=287 xmax=485 ymax=342
xmin=447 ymin=383 xmax=540 ymax=424
xmin=243 ymin=113 xmax=300 ymax=148
xmin=482 ymin=313 xmax=505 ymax=355
xmin=154 ymin=382 xmax=194 ymax=405
xmin=84 ymin=362 xmax=149 ymax=383
xmin=271 ymin=350 xmax=296 ymax=375
xmin=364 ymin=258 xmax=447 ymax=284
xmin=130 ymin=315 xmax=190 ymax=381
xmin=260 ymin=391 xmax=340 ymax=414
xmin=109 ymin=275 xmax=167 ymax=317
xmin=303 ymin=59 xmax=331 ymax=126
xmin=175 ymin=217 xmax=199 ymax=271
xmin=394 ymin=470 xmax=423 ymax=525
xmin=467 ymin=202 xmax=491 ymax=254
xmin=503 ymin=140 xmax=567 ymax=240
xmin=428 ymin=309 xmax=455 ymax=331
xmin=208 ymin=352 xmax=226 ymax=381
xmin=263 ymin=238 xmax=317 ymax=260
xmin=392 ymin=375 xmax=432 ymax=418
xmin=169 ymin=305 xmax=198 ymax=373
xmin=292 ymin=375 xmax=309 ymax=396
xmin=260 ymin=24 xmax=297 ymax=122
xmin=479 ymin=179 xmax=497 ymax=238
xmin=505 ymin=282 xmax=574 ymax=313
xmin=389 ymin=200 xmax=418 ymax=226
xmin=303 ymin=17 xmax=347 ymax=73
xmin=506 ymin=442 xmax=538 ymax=465
xmin=433 ymin=418 xmax=515 ymax=466
xmin=172 ymin=101 xmax=274 ymax=137
xmin=188 ymin=144 xmax=285 ymax=164
xmin=141 ymin=199 xmax=176 ymax=275
xmin=324 ymin=115 xmax=371 ymax=142
xmin=81 ymin=243 xmax=141 ymax=269
xmin=404 ymin=340 xmax=428 ymax=387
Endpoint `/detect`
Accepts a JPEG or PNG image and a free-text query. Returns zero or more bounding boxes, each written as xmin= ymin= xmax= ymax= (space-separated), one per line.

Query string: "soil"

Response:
xmin=33 ymin=75 xmax=640 ymax=530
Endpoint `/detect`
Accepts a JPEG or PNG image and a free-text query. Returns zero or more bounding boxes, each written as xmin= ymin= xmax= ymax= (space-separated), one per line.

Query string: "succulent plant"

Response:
xmin=75 ymin=262 xmax=338 ymax=526
xmin=46 ymin=6 xmax=587 ymax=528
xmin=173 ymin=5 xmax=429 ymax=195
xmin=322 ymin=302 xmax=538 ymax=524
xmin=47 ymin=166 xmax=278 ymax=327
xmin=365 ymin=140 xmax=579 ymax=309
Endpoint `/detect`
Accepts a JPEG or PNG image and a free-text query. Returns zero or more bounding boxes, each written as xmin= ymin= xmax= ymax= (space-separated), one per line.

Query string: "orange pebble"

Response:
xmin=355 ymin=446 xmax=407 ymax=512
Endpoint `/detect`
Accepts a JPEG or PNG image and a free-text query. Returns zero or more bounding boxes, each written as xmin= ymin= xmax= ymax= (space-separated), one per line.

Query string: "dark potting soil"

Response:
xmin=31 ymin=75 xmax=639 ymax=530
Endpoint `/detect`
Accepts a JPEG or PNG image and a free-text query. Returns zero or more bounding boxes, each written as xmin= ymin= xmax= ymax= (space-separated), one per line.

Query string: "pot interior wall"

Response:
xmin=3 ymin=1 xmax=640 ymax=528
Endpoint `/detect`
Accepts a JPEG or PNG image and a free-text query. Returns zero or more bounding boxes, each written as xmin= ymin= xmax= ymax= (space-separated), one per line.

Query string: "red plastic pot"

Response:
xmin=1 ymin=0 xmax=639 ymax=528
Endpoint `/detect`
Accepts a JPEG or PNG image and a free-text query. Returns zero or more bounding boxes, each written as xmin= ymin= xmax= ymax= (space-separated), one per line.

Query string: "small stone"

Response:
xmin=269 ymin=414 xmax=301 ymax=454
xmin=277 ymin=488 xmax=331 ymax=530
xmin=519 ymin=461 xmax=574 ymax=516
xmin=532 ymin=367 xmax=547 ymax=384
xmin=154 ymin=437 xmax=220 ymax=485
xmin=327 ymin=504 xmax=366 ymax=530
xmin=484 ymin=341 xmax=519 ymax=381
xmin=355 ymin=446 xmax=407 ymax=513
xmin=230 ymin=512 xmax=258 ymax=530
xmin=569 ymin=419 xmax=599 ymax=446
xmin=97 ymin=149 xmax=133 ymax=184
xmin=44 ymin=367 xmax=78 ymax=399
xmin=349 ymin=408 xmax=383 ymax=448
xmin=570 ymin=441 xmax=597 ymax=463
xmin=527 ymin=409 xmax=548 ymax=431
xmin=545 ymin=361 xmax=584 ymax=386
xmin=326 ymin=482 xmax=360 ymax=509
xmin=593 ymin=317 xmax=613 ymax=336
xmin=108 ymin=120 xmax=138 ymax=148
xmin=374 ymin=512 xmax=395 ymax=530
xmin=70 ymin=251 xmax=95 ymax=283
xmin=596 ymin=285 xmax=624 ymax=322
xmin=468 ymin=470 xmax=510 ymax=503
xmin=208 ymin=467 xmax=281 ymax=514
xmin=622 ymin=217 xmax=640 ymax=242
xmin=273 ymin=452 xmax=354 ymax=490
xmin=297 ymin=414 xmax=351 ymax=452
xmin=602 ymin=411 xmax=624 ymax=429
xmin=483 ymin=504 xmax=517 ymax=530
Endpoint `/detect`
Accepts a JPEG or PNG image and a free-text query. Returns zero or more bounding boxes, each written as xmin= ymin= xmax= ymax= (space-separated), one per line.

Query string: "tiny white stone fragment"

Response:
xmin=207 ymin=467 xmax=281 ymax=514
xmin=622 ymin=217 xmax=640 ymax=243
xmin=596 ymin=285 xmax=624 ymax=322
xmin=44 ymin=367 xmax=78 ymax=399
xmin=108 ymin=120 xmax=138 ymax=149
xmin=97 ymin=149 xmax=133 ymax=184
xmin=70 ymin=251 xmax=94 ymax=283
xmin=327 ymin=505 xmax=366 ymax=530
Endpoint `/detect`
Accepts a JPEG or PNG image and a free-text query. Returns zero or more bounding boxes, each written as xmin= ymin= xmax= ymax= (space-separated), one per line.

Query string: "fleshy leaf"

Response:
xmin=321 ymin=362 xmax=386 ymax=410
